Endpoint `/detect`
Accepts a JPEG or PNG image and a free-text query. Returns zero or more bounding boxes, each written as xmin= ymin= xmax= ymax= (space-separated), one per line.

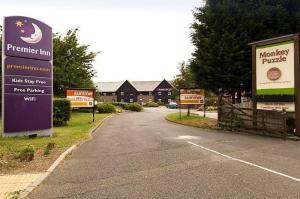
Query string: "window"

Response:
xmin=112 ymin=93 xmax=116 ymax=96
xmin=130 ymin=93 xmax=133 ymax=96
xmin=158 ymin=92 xmax=162 ymax=96
xmin=158 ymin=99 xmax=162 ymax=102
xmin=121 ymin=92 xmax=124 ymax=96
xmin=168 ymin=99 xmax=171 ymax=103
xmin=168 ymin=92 xmax=171 ymax=96
xmin=149 ymin=92 xmax=152 ymax=96
xmin=103 ymin=93 xmax=107 ymax=96
xmin=130 ymin=99 xmax=133 ymax=103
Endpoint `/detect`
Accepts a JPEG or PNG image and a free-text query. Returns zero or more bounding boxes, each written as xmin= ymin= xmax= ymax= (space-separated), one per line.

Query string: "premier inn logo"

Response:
xmin=15 ymin=19 xmax=43 ymax=44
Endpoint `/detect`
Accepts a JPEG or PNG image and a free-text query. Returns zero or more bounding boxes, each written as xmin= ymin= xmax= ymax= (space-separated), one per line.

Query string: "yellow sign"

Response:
xmin=180 ymin=89 xmax=204 ymax=105
xmin=67 ymin=89 xmax=94 ymax=108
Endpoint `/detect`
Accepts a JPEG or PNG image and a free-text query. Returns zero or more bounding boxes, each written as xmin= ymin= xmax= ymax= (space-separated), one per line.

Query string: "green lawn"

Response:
xmin=0 ymin=112 xmax=110 ymax=156
xmin=166 ymin=112 xmax=217 ymax=129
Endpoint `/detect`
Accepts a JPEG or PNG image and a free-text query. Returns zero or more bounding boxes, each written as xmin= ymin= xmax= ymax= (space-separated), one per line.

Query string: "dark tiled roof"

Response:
xmin=96 ymin=80 xmax=172 ymax=92
xmin=130 ymin=81 xmax=161 ymax=92
xmin=95 ymin=81 xmax=124 ymax=92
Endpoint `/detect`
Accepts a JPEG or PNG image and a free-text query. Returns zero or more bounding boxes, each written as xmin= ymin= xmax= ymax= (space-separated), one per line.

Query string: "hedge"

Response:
xmin=53 ymin=98 xmax=71 ymax=126
xmin=112 ymin=102 xmax=142 ymax=112
xmin=144 ymin=102 xmax=159 ymax=107
xmin=112 ymin=102 xmax=129 ymax=109
xmin=127 ymin=103 xmax=143 ymax=112
xmin=96 ymin=103 xmax=116 ymax=113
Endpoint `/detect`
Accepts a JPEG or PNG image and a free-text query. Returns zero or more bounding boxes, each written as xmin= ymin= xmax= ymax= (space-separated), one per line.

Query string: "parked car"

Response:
xmin=167 ymin=102 xmax=178 ymax=109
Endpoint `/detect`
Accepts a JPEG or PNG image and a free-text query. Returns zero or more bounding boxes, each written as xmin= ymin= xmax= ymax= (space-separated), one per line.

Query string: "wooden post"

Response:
xmin=294 ymin=34 xmax=300 ymax=136
xmin=252 ymin=45 xmax=258 ymax=129
xmin=283 ymin=110 xmax=288 ymax=140
xmin=179 ymin=104 xmax=182 ymax=120
xmin=262 ymin=111 xmax=265 ymax=135
xmin=203 ymin=92 xmax=206 ymax=118
xmin=230 ymin=106 xmax=234 ymax=130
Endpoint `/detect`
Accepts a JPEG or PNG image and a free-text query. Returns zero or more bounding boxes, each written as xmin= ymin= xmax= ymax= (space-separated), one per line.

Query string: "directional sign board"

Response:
xmin=180 ymin=88 xmax=205 ymax=105
xmin=66 ymin=89 xmax=95 ymax=108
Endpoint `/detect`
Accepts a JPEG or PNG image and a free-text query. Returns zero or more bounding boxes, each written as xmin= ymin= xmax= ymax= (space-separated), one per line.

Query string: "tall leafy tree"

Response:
xmin=190 ymin=0 xmax=300 ymax=103
xmin=172 ymin=61 xmax=196 ymax=89
xmin=53 ymin=29 xmax=99 ymax=97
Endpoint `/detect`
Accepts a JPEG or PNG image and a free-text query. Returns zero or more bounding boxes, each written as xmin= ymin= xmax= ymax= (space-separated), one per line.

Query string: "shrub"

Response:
xmin=97 ymin=103 xmax=116 ymax=113
xmin=44 ymin=143 xmax=55 ymax=156
xmin=16 ymin=144 xmax=35 ymax=162
xmin=207 ymin=106 xmax=218 ymax=111
xmin=127 ymin=103 xmax=143 ymax=112
xmin=112 ymin=102 xmax=129 ymax=109
xmin=144 ymin=102 xmax=159 ymax=107
xmin=53 ymin=99 xmax=71 ymax=126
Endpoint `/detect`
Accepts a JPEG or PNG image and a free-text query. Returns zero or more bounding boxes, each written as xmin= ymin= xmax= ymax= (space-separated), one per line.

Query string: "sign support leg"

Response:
xmin=294 ymin=35 xmax=300 ymax=136
xmin=93 ymin=89 xmax=95 ymax=123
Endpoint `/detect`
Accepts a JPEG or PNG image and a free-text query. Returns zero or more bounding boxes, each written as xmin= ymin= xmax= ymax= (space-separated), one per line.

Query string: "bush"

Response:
xmin=112 ymin=102 xmax=129 ymax=109
xmin=207 ymin=106 xmax=218 ymax=111
xmin=16 ymin=144 xmax=35 ymax=162
xmin=144 ymin=102 xmax=159 ymax=107
xmin=111 ymin=102 xmax=142 ymax=111
xmin=53 ymin=98 xmax=71 ymax=126
xmin=97 ymin=103 xmax=116 ymax=113
xmin=44 ymin=143 xmax=55 ymax=156
xmin=127 ymin=103 xmax=143 ymax=112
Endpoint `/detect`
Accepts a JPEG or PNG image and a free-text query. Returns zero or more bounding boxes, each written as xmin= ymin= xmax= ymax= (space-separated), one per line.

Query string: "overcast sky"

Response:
xmin=0 ymin=0 xmax=203 ymax=82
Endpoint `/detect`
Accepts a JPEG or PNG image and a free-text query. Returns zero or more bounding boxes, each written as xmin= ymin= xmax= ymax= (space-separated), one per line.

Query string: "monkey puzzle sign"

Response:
xmin=256 ymin=41 xmax=294 ymax=96
xmin=180 ymin=89 xmax=204 ymax=105
xmin=67 ymin=89 xmax=95 ymax=108
xmin=2 ymin=16 xmax=53 ymax=137
xmin=254 ymin=40 xmax=295 ymax=112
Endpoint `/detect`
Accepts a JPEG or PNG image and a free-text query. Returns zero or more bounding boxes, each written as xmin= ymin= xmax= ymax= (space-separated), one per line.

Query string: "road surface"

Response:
xmin=29 ymin=107 xmax=300 ymax=198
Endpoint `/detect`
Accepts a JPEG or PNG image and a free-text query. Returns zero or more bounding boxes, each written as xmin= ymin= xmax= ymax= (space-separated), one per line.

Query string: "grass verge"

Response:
xmin=0 ymin=112 xmax=110 ymax=174
xmin=166 ymin=112 xmax=217 ymax=129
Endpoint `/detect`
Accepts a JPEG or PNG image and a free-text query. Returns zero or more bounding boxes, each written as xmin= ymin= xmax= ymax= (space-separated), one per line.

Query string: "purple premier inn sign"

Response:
xmin=2 ymin=16 xmax=53 ymax=137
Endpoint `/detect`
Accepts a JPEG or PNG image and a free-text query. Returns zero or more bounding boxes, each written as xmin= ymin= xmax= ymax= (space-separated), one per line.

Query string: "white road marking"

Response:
xmin=187 ymin=141 xmax=300 ymax=182
xmin=176 ymin=135 xmax=200 ymax=140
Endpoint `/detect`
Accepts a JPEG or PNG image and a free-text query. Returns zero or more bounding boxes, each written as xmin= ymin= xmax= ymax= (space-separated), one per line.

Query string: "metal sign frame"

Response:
xmin=66 ymin=88 xmax=96 ymax=122
xmin=179 ymin=88 xmax=206 ymax=118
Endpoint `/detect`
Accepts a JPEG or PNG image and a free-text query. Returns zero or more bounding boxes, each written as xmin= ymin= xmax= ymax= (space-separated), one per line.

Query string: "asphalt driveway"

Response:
xmin=29 ymin=107 xmax=300 ymax=198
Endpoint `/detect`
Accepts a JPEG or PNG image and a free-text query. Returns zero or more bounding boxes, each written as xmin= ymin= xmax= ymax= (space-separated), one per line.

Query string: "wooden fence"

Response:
xmin=218 ymin=101 xmax=288 ymax=139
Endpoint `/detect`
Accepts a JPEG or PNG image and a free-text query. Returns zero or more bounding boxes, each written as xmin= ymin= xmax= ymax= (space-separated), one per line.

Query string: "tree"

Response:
xmin=190 ymin=0 xmax=300 ymax=103
xmin=172 ymin=61 xmax=196 ymax=89
xmin=53 ymin=29 xmax=99 ymax=97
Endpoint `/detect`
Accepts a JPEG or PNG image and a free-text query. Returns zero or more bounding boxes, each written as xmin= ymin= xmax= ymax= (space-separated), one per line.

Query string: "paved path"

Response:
xmin=0 ymin=173 xmax=43 ymax=199
xmin=29 ymin=107 xmax=300 ymax=198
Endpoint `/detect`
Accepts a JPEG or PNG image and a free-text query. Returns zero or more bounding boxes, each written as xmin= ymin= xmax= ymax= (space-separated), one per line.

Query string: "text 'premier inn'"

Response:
xmin=6 ymin=43 xmax=51 ymax=57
